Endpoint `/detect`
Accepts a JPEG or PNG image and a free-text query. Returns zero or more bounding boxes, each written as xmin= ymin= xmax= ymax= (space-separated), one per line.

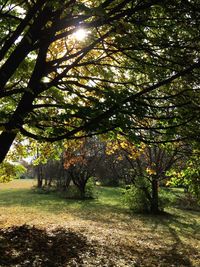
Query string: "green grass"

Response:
xmin=0 ymin=181 xmax=128 ymax=227
xmin=0 ymin=179 xmax=199 ymax=266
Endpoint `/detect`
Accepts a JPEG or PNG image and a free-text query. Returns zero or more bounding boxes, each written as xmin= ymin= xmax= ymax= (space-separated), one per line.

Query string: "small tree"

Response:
xmin=107 ymin=136 xmax=182 ymax=213
xmin=63 ymin=138 xmax=99 ymax=199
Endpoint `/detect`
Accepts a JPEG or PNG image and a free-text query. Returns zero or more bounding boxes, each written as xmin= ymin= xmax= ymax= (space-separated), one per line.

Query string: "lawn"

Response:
xmin=0 ymin=179 xmax=199 ymax=266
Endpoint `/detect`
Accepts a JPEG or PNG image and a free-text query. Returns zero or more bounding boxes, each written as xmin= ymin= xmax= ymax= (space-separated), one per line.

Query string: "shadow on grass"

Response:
xmin=158 ymin=225 xmax=194 ymax=266
xmin=135 ymin=211 xmax=200 ymax=266
xmin=0 ymin=225 xmax=90 ymax=267
xmin=147 ymin=208 xmax=200 ymax=239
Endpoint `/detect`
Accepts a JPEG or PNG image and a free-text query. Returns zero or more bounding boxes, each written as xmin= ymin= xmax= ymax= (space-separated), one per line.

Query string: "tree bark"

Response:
xmin=0 ymin=131 xmax=18 ymax=163
xmin=37 ymin=165 xmax=43 ymax=188
xmin=0 ymin=91 xmax=36 ymax=163
xmin=150 ymin=178 xmax=159 ymax=214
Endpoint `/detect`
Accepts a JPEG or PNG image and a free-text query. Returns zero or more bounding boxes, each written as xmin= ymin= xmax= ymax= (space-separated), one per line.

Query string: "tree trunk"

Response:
xmin=150 ymin=178 xmax=159 ymax=214
xmin=48 ymin=178 xmax=52 ymax=187
xmin=0 ymin=20 xmax=49 ymax=163
xmin=72 ymin=175 xmax=87 ymax=199
xmin=79 ymin=186 xmax=86 ymax=199
xmin=62 ymin=175 xmax=71 ymax=191
xmin=0 ymin=90 xmax=41 ymax=163
xmin=44 ymin=178 xmax=48 ymax=186
xmin=0 ymin=131 xmax=17 ymax=163
xmin=37 ymin=178 xmax=43 ymax=188
xmin=37 ymin=165 xmax=43 ymax=188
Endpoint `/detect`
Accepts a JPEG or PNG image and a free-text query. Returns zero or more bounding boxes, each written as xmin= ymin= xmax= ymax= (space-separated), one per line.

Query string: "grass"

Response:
xmin=0 ymin=181 xmax=127 ymax=226
xmin=0 ymin=179 xmax=200 ymax=266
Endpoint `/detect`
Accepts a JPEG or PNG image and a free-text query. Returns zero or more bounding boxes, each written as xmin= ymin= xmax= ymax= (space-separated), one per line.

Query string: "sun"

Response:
xmin=73 ymin=28 xmax=87 ymax=41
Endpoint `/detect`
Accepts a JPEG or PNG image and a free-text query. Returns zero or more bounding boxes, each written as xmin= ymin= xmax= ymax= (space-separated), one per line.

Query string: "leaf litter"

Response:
xmin=0 ymin=222 xmax=199 ymax=267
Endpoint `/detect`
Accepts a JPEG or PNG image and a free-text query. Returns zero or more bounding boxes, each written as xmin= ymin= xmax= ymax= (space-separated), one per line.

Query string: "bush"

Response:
xmin=85 ymin=177 xmax=96 ymax=199
xmin=122 ymin=184 xmax=150 ymax=213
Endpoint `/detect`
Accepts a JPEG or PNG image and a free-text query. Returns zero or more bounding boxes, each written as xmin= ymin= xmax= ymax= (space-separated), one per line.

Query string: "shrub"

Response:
xmin=122 ymin=184 xmax=150 ymax=213
xmin=85 ymin=177 xmax=96 ymax=199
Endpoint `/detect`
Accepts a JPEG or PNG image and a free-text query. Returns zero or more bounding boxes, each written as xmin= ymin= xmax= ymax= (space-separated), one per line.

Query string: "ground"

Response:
xmin=0 ymin=179 xmax=199 ymax=266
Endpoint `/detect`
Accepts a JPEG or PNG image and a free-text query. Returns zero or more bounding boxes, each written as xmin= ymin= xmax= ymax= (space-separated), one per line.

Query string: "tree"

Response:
xmin=32 ymin=157 xmax=70 ymax=190
xmin=63 ymin=137 xmax=100 ymax=199
xmin=0 ymin=0 xmax=200 ymax=163
xmin=29 ymin=140 xmax=63 ymax=188
xmin=106 ymin=136 xmax=183 ymax=213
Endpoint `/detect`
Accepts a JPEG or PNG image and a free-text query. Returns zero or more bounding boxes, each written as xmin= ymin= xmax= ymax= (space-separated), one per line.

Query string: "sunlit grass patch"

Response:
xmin=0 ymin=178 xmax=36 ymax=189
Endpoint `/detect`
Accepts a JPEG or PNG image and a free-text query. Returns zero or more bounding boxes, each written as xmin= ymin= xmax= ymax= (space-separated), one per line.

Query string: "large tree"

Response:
xmin=0 ymin=0 xmax=200 ymax=163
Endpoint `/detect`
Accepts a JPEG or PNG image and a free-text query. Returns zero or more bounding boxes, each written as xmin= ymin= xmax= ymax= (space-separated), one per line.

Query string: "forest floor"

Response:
xmin=0 ymin=179 xmax=199 ymax=267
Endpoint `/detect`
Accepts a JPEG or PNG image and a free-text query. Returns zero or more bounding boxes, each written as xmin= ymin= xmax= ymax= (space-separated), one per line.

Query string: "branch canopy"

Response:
xmin=0 ymin=0 xmax=200 ymax=162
